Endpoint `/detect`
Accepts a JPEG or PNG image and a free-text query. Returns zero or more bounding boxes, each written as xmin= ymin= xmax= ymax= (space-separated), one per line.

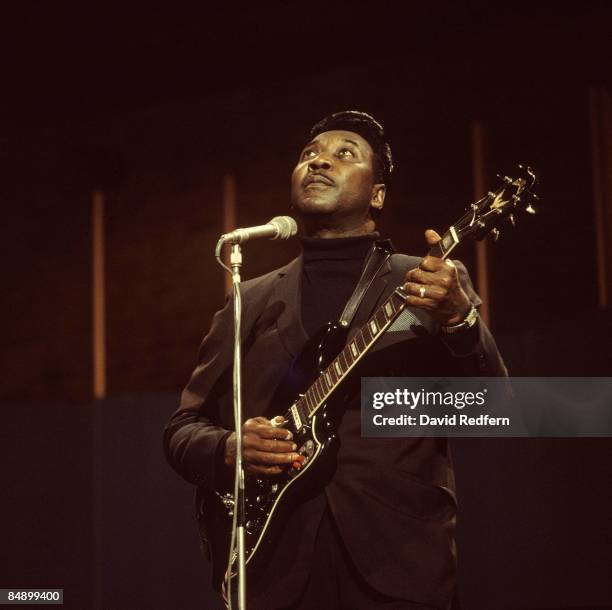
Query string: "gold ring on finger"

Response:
xmin=419 ymin=286 xmax=426 ymax=299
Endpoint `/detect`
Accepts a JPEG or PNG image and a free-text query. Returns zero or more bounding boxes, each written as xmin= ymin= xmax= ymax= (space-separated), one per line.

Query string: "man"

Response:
xmin=164 ymin=111 xmax=507 ymax=609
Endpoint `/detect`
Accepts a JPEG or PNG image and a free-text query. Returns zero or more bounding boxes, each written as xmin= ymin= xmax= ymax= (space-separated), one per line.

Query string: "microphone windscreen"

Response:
xmin=270 ymin=216 xmax=298 ymax=240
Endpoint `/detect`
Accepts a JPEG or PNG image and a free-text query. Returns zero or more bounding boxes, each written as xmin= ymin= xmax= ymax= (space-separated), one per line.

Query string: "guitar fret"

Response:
xmin=310 ymin=382 xmax=318 ymax=404
xmin=432 ymin=240 xmax=446 ymax=258
xmin=343 ymin=346 xmax=353 ymax=366
xmin=313 ymin=382 xmax=322 ymax=403
xmin=303 ymin=390 xmax=310 ymax=411
xmin=363 ymin=325 xmax=372 ymax=343
xmin=384 ymin=300 xmax=395 ymax=318
xmin=334 ymin=360 xmax=343 ymax=376
xmin=340 ymin=351 xmax=349 ymax=370
xmin=391 ymin=292 xmax=405 ymax=311
xmin=319 ymin=375 xmax=331 ymax=394
xmin=355 ymin=332 xmax=366 ymax=352
xmin=297 ymin=402 xmax=307 ymax=423
xmin=379 ymin=305 xmax=389 ymax=323
xmin=302 ymin=392 xmax=311 ymax=414
xmin=325 ymin=370 xmax=333 ymax=388
xmin=317 ymin=378 xmax=327 ymax=400
xmin=368 ymin=319 xmax=379 ymax=337
xmin=320 ymin=373 xmax=329 ymax=393
xmin=308 ymin=392 xmax=315 ymax=415
xmin=349 ymin=341 xmax=359 ymax=359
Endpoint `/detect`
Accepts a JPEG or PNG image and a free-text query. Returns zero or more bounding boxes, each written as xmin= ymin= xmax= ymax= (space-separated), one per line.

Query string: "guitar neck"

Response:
xmin=427 ymin=226 xmax=461 ymax=261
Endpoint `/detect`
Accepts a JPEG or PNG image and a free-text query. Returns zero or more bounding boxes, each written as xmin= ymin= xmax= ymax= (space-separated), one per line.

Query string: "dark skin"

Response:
xmin=224 ymin=129 xmax=471 ymax=475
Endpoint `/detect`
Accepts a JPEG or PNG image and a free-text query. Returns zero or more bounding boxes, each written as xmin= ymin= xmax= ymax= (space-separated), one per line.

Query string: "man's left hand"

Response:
xmin=403 ymin=229 xmax=472 ymax=326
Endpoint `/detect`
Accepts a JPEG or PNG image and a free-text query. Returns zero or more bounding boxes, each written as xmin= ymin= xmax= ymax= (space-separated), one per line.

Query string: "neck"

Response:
xmin=299 ymin=215 xmax=377 ymax=239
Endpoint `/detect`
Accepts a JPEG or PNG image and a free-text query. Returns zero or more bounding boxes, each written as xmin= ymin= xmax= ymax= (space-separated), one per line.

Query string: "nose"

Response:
xmin=308 ymin=153 xmax=333 ymax=172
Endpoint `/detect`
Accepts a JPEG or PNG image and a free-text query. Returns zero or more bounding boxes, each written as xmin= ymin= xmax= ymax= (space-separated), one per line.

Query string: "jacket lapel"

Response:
xmin=271 ymin=255 xmax=309 ymax=359
xmin=349 ymin=257 xmax=394 ymax=332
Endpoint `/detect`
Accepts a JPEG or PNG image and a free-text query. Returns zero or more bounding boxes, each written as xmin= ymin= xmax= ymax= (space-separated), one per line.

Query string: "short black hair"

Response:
xmin=309 ymin=110 xmax=394 ymax=186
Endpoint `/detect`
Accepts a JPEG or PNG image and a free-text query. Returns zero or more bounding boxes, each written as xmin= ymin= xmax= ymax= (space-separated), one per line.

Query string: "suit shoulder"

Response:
xmin=240 ymin=256 xmax=300 ymax=298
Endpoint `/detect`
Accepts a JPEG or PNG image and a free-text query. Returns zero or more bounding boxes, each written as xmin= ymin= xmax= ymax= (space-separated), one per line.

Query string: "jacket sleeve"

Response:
xmin=163 ymin=298 xmax=235 ymax=490
xmin=438 ymin=261 xmax=508 ymax=377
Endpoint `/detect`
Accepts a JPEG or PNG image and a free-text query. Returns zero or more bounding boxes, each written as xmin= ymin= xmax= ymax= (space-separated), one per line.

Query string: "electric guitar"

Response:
xmin=207 ymin=165 xmax=538 ymax=595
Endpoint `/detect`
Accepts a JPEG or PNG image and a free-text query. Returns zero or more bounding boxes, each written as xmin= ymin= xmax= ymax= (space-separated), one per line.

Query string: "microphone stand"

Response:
xmin=213 ymin=217 xmax=296 ymax=609
xmin=216 ymin=240 xmax=247 ymax=610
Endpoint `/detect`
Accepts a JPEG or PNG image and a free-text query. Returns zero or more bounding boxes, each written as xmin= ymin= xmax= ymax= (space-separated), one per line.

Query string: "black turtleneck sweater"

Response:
xmin=299 ymin=233 xmax=379 ymax=337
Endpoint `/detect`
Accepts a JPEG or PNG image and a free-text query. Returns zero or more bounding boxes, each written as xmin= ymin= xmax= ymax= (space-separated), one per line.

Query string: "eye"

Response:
xmin=337 ymin=148 xmax=355 ymax=159
xmin=302 ymin=149 xmax=317 ymax=160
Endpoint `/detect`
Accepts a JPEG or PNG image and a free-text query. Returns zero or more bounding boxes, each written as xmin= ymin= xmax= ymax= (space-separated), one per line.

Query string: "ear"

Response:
xmin=370 ymin=183 xmax=386 ymax=211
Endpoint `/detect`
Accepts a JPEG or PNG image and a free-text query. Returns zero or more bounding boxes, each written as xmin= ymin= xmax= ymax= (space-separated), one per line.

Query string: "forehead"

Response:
xmin=306 ymin=130 xmax=374 ymax=157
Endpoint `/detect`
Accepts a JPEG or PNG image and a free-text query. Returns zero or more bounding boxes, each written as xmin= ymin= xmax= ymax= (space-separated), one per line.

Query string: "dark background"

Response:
xmin=1 ymin=3 xmax=611 ymax=609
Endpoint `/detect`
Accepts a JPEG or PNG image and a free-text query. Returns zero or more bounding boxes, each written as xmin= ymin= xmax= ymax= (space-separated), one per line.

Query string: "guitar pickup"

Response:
xmin=290 ymin=404 xmax=303 ymax=431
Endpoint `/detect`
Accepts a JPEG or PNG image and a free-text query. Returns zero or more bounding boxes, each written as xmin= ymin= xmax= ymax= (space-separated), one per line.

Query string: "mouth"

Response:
xmin=303 ymin=173 xmax=335 ymax=188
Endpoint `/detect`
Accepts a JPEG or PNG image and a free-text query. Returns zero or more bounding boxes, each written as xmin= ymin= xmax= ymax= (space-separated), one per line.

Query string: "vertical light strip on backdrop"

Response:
xmin=92 ymin=190 xmax=106 ymax=400
xmin=471 ymin=121 xmax=491 ymax=327
xmin=590 ymin=88 xmax=612 ymax=309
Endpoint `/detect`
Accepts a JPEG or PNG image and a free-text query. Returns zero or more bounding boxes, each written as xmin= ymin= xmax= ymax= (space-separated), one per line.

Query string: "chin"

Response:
xmin=293 ymin=194 xmax=338 ymax=215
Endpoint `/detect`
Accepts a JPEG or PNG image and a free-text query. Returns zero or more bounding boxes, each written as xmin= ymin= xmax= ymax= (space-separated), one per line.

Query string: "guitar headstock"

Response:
xmin=454 ymin=164 xmax=538 ymax=243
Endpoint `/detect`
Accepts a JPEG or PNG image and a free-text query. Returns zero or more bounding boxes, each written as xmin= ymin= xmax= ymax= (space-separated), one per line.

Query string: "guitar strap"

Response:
xmin=338 ymin=238 xmax=394 ymax=328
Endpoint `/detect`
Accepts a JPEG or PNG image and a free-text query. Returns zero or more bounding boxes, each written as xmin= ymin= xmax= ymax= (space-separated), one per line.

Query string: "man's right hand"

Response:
xmin=224 ymin=416 xmax=301 ymax=477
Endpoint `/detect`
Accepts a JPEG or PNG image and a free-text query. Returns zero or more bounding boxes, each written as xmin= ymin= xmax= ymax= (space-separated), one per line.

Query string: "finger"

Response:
xmin=419 ymin=256 xmax=447 ymax=272
xmin=271 ymin=415 xmax=287 ymax=427
xmin=244 ymin=436 xmax=297 ymax=453
xmin=404 ymin=282 xmax=447 ymax=301
xmin=251 ymin=423 xmax=294 ymax=441
xmin=412 ymin=268 xmax=454 ymax=292
xmin=404 ymin=284 xmax=448 ymax=309
xmin=425 ymin=229 xmax=442 ymax=246
xmin=245 ymin=449 xmax=300 ymax=466
xmin=406 ymin=267 xmax=440 ymax=285
xmin=248 ymin=416 xmax=272 ymax=426
xmin=404 ymin=293 xmax=438 ymax=310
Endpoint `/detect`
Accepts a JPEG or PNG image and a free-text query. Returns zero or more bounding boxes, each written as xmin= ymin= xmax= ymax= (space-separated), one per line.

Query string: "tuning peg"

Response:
xmin=508 ymin=214 xmax=516 ymax=227
xmin=526 ymin=204 xmax=536 ymax=214
xmin=491 ymin=228 xmax=500 ymax=241
xmin=496 ymin=174 xmax=513 ymax=184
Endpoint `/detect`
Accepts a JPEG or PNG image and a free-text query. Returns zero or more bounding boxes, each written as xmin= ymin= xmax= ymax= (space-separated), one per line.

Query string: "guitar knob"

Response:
xmin=526 ymin=204 xmax=536 ymax=214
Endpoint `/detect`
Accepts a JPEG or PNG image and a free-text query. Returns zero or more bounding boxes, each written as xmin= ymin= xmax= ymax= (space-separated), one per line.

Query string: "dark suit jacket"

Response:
xmin=163 ymin=250 xmax=507 ymax=609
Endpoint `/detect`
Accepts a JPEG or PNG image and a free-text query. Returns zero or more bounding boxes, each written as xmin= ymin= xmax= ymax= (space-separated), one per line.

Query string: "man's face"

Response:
xmin=291 ymin=130 xmax=384 ymax=222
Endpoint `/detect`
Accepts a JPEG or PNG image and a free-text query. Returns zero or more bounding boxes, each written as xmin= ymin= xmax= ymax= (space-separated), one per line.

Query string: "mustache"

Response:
xmin=302 ymin=172 xmax=335 ymax=187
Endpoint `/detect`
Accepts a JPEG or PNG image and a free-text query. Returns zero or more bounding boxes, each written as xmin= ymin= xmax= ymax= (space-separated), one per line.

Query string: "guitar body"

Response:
xmin=206 ymin=322 xmax=349 ymax=587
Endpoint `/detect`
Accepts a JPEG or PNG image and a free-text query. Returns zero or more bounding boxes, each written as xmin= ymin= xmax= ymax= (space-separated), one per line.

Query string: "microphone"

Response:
xmin=220 ymin=216 xmax=298 ymax=244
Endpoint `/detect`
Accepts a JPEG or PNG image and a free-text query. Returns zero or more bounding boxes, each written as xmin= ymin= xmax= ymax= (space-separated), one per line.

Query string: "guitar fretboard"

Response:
xmin=286 ymin=289 xmax=406 ymax=428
